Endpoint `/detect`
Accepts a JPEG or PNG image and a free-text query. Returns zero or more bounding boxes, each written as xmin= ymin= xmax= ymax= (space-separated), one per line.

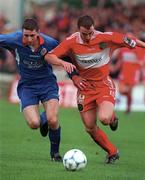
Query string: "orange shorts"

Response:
xmin=77 ymin=76 xmax=116 ymax=112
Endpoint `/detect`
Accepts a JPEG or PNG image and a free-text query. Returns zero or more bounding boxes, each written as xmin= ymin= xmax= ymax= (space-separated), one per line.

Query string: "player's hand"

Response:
xmin=71 ymin=75 xmax=87 ymax=90
xmin=61 ymin=61 xmax=76 ymax=73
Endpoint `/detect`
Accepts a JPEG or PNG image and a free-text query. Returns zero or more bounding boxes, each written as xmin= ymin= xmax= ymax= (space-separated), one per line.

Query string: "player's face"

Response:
xmin=79 ymin=25 xmax=94 ymax=43
xmin=22 ymin=29 xmax=39 ymax=46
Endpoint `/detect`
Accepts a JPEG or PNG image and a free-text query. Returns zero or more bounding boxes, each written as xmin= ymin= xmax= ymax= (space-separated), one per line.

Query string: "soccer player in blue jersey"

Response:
xmin=0 ymin=18 xmax=75 ymax=162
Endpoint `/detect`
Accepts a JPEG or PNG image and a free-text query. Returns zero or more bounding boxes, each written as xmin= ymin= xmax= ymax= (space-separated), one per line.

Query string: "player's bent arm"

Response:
xmin=45 ymin=53 xmax=63 ymax=66
xmin=44 ymin=53 xmax=76 ymax=73
xmin=103 ymin=32 xmax=145 ymax=48
xmin=62 ymin=55 xmax=88 ymax=90
xmin=67 ymin=70 xmax=79 ymax=79
xmin=61 ymin=56 xmax=79 ymax=79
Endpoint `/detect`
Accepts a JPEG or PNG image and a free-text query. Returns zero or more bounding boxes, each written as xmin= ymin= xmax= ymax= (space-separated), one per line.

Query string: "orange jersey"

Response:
xmin=143 ymin=67 xmax=145 ymax=82
xmin=118 ymin=47 xmax=145 ymax=85
xmin=141 ymin=66 xmax=145 ymax=83
xmin=51 ymin=31 xmax=129 ymax=81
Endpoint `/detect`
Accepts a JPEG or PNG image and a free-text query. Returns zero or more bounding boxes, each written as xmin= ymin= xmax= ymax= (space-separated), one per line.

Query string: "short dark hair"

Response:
xmin=22 ymin=18 xmax=39 ymax=31
xmin=77 ymin=15 xmax=94 ymax=29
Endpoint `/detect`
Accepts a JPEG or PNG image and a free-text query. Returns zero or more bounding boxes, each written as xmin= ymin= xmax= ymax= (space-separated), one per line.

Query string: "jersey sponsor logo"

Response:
xmin=80 ymin=57 xmax=102 ymax=64
xmin=75 ymin=48 xmax=110 ymax=68
xmin=23 ymin=59 xmax=44 ymax=69
xmin=77 ymin=94 xmax=85 ymax=111
xmin=29 ymin=55 xmax=41 ymax=58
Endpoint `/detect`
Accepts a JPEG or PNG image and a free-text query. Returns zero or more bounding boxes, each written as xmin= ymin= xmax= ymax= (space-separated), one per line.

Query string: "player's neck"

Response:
xmin=30 ymin=39 xmax=40 ymax=52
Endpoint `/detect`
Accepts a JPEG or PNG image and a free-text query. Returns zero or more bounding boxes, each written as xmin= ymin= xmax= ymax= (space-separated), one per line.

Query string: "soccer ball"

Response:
xmin=63 ymin=149 xmax=87 ymax=171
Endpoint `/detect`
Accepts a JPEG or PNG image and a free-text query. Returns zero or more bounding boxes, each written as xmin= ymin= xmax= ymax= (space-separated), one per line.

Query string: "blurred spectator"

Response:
xmin=110 ymin=47 xmax=145 ymax=113
xmin=0 ymin=13 xmax=16 ymax=73
xmin=0 ymin=50 xmax=16 ymax=73
xmin=2 ymin=1 xmax=145 ymax=41
xmin=1 ymin=0 xmax=145 ymax=74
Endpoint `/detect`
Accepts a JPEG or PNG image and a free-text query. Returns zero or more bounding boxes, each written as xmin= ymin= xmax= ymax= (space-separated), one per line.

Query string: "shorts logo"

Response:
xmin=77 ymin=94 xmax=85 ymax=111
xmin=41 ymin=48 xmax=47 ymax=56
xmin=78 ymin=104 xmax=84 ymax=111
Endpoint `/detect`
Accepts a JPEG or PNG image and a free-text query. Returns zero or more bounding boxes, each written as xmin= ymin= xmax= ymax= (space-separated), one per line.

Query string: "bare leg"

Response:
xmin=23 ymin=105 xmax=40 ymax=129
xmin=43 ymin=99 xmax=62 ymax=161
xmin=119 ymin=82 xmax=132 ymax=113
xmin=43 ymin=99 xmax=59 ymax=130
xmin=80 ymin=108 xmax=117 ymax=156
xmin=98 ymin=101 xmax=114 ymax=125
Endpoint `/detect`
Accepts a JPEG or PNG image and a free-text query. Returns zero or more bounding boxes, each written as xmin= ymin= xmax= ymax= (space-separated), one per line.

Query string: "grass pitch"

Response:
xmin=0 ymin=100 xmax=145 ymax=180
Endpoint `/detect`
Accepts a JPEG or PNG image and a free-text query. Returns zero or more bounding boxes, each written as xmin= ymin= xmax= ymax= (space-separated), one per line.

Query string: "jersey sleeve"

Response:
xmin=50 ymin=39 xmax=71 ymax=57
xmin=102 ymin=32 xmax=137 ymax=48
xmin=52 ymin=39 xmax=59 ymax=49
xmin=100 ymin=32 xmax=124 ymax=44
xmin=0 ymin=32 xmax=17 ymax=49
xmin=48 ymin=37 xmax=59 ymax=49
xmin=42 ymin=34 xmax=59 ymax=51
xmin=112 ymin=32 xmax=126 ymax=44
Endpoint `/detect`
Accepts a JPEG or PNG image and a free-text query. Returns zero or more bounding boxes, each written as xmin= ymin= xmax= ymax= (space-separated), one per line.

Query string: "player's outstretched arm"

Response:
xmin=61 ymin=56 xmax=88 ymax=90
xmin=136 ymin=39 xmax=145 ymax=48
xmin=123 ymin=35 xmax=145 ymax=48
xmin=44 ymin=53 xmax=76 ymax=73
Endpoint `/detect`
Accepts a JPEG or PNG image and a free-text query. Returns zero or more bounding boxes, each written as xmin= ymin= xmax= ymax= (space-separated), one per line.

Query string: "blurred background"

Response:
xmin=0 ymin=0 xmax=145 ymax=111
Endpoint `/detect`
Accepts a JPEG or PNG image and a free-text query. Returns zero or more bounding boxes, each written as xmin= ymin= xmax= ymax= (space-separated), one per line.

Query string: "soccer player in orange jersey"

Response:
xmin=44 ymin=15 xmax=145 ymax=164
xmin=140 ymin=62 xmax=145 ymax=104
xmin=116 ymin=47 xmax=145 ymax=113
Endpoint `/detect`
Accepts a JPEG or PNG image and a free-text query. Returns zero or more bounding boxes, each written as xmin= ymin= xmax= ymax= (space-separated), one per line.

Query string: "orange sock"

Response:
xmin=91 ymin=127 xmax=117 ymax=155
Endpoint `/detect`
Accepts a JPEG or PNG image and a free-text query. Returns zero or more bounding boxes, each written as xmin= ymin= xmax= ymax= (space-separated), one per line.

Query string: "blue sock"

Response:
xmin=40 ymin=111 xmax=47 ymax=125
xmin=48 ymin=126 xmax=61 ymax=157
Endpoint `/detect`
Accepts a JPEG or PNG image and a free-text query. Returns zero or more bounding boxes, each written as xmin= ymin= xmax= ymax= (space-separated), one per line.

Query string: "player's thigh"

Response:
xmin=43 ymin=99 xmax=59 ymax=120
xmin=80 ymin=108 xmax=97 ymax=129
xmin=119 ymin=81 xmax=129 ymax=93
xmin=119 ymin=82 xmax=134 ymax=94
xmin=17 ymin=84 xmax=40 ymax=110
xmin=23 ymin=105 xmax=40 ymax=128
xmin=98 ymin=101 xmax=114 ymax=122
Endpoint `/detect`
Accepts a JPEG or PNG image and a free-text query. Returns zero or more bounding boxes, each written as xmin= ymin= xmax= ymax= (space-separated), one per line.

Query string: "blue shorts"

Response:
xmin=17 ymin=77 xmax=59 ymax=110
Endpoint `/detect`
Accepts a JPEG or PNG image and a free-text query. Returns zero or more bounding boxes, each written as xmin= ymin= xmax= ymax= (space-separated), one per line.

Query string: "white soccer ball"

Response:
xmin=63 ymin=149 xmax=87 ymax=171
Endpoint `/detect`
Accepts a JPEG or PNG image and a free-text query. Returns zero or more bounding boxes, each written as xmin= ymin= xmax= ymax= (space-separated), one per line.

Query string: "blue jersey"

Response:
xmin=0 ymin=31 xmax=59 ymax=109
xmin=0 ymin=30 xmax=58 ymax=82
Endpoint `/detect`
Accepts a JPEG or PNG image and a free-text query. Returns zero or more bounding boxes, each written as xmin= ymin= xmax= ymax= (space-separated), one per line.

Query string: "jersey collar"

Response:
xmin=77 ymin=30 xmax=101 ymax=44
xmin=39 ymin=35 xmax=44 ymax=45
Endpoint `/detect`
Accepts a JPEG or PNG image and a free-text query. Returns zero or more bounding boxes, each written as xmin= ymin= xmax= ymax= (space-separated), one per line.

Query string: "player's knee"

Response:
xmin=27 ymin=120 xmax=40 ymax=129
xmin=85 ymin=127 xmax=95 ymax=135
xmin=48 ymin=115 xmax=58 ymax=129
xmin=98 ymin=113 xmax=110 ymax=125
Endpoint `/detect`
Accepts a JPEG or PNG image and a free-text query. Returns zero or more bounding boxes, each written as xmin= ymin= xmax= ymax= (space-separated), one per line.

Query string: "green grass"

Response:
xmin=0 ymin=100 xmax=145 ymax=180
